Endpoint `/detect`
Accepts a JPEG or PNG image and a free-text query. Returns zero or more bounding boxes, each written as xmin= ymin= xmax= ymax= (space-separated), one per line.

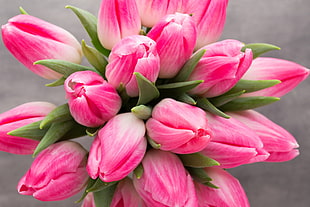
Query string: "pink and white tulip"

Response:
xmin=87 ymin=113 xmax=147 ymax=182
xmin=147 ymin=13 xmax=197 ymax=78
xmin=0 ymin=102 xmax=56 ymax=154
xmin=201 ymin=113 xmax=269 ymax=168
xmin=133 ymin=149 xmax=198 ymax=206
xmin=17 ymin=141 xmax=88 ymax=201
xmin=106 ymin=35 xmax=160 ymax=97
xmin=97 ymin=0 xmax=141 ymax=50
xmin=2 ymin=14 xmax=82 ymax=79
xmin=64 ymin=70 xmax=121 ymax=127
xmin=195 ymin=167 xmax=250 ymax=207
xmin=229 ymin=110 xmax=300 ymax=162
xmin=188 ymin=39 xmax=253 ymax=97
xmin=242 ymin=57 xmax=310 ymax=97
xmin=146 ymin=98 xmax=212 ymax=154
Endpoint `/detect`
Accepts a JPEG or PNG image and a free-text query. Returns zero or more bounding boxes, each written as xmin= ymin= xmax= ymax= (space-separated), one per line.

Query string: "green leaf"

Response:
xmin=175 ymin=93 xmax=197 ymax=105
xmin=86 ymin=178 xmax=117 ymax=193
xmin=75 ymin=178 xmax=96 ymax=203
xmin=45 ymin=77 xmax=66 ymax=87
xmin=93 ymin=183 xmax=117 ymax=207
xmin=86 ymin=127 xmax=99 ymax=137
xmin=241 ymin=43 xmax=280 ymax=59
xmin=62 ymin=123 xmax=88 ymax=140
xmin=134 ymin=164 xmax=144 ymax=179
xmin=19 ymin=7 xmax=29 ymax=15
xmin=65 ymin=5 xmax=110 ymax=56
xmin=147 ymin=136 xmax=161 ymax=149
xmin=8 ymin=121 xmax=48 ymax=141
xmin=131 ymin=105 xmax=152 ymax=120
xmin=135 ymin=72 xmax=160 ymax=105
xmin=210 ymin=90 xmax=246 ymax=107
xmin=172 ymin=49 xmax=206 ymax=82
xmin=178 ymin=153 xmax=220 ymax=168
xmin=219 ymin=96 xmax=280 ymax=111
xmin=157 ymin=80 xmax=203 ymax=94
xmin=204 ymin=182 xmax=220 ymax=189
xmin=40 ymin=104 xmax=72 ymax=129
xmin=81 ymin=40 xmax=108 ymax=76
xmin=187 ymin=167 xmax=212 ymax=183
xmin=227 ymin=79 xmax=281 ymax=94
xmin=196 ymin=98 xmax=230 ymax=119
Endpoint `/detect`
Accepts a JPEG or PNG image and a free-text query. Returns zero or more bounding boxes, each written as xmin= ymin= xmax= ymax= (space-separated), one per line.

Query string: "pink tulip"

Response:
xmin=229 ymin=110 xmax=300 ymax=162
xmin=133 ymin=149 xmax=198 ymax=206
xmin=81 ymin=193 xmax=96 ymax=207
xmin=147 ymin=13 xmax=197 ymax=78
xmin=111 ymin=177 xmax=146 ymax=207
xmin=188 ymin=39 xmax=253 ymax=97
xmin=2 ymin=14 xmax=82 ymax=79
xmin=201 ymin=113 xmax=269 ymax=168
xmin=242 ymin=57 xmax=310 ymax=97
xmin=97 ymin=0 xmax=141 ymax=50
xmin=146 ymin=98 xmax=212 ymax=154
xmin=87 ymin=113 xmax=147 ymax=182
xmin=106 ymin=35 xmax=160 ymax=97
xmin=0 ymin=102 xmax=56 ymax=154
xmin=195 ymin=167 xmax=250 ymax=207
xmin=17 ymin=141 xmax=89 ymax=201
xmin=64 ymin=70 xmax=121 ymax=127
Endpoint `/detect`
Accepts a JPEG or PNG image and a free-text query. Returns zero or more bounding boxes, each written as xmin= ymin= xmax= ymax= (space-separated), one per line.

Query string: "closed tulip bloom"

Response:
xmin=147 ymin=13 xmax=197 ymax=78
xmin=133 ymin=149 xmax=198 ymax=206
xmin=64 ymin=70 xmax=122 ymax=127
xmin=146 ymin=98 xmax=212 ymax=154
xmin=0 ymin=102 xmax=56 ymax=154
xmin=97 ymin=0 xmax=141 ymax=50
xmin=188 ymin=39 xmax=253 ymax=97
xmin=229 ymin=110 xmax=300 ymax=162
xmin=242 ymin=57 xmax=310 ymax=97
xmin=195 ymin=167 xmax=250 ymax=207
xmin=201 ymin=113 xmax=269 ymax=168
xmin=17 ymin=141 xmax=89 ymax=201
xmin=87 ymin=113 xmax=147 ymax=182
xmin=106 ymin=35 xmax=160 ymax=97
xmin=2 ymin=14 xmax=82 ymax=79
xmin=81 ymin=193 xmax=96 ymax=207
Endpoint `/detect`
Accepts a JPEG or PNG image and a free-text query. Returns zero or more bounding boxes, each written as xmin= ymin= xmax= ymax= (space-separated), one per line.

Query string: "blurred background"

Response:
xmin=0 ymin=0 xmax=309 ymax=206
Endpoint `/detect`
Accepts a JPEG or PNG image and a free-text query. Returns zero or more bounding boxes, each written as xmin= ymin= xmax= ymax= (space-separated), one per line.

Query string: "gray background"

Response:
xmin=0 ymin=0 xmax=309 ymax=206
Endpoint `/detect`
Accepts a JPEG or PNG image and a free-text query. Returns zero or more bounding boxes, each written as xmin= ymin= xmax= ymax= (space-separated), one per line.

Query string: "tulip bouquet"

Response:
xmin=1 ymin=0 xmax=309 ymax=206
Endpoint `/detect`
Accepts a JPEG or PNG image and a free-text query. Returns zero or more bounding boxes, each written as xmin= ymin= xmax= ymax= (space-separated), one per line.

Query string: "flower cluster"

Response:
xmin=1 ymin=0 xmax=309 ymax=206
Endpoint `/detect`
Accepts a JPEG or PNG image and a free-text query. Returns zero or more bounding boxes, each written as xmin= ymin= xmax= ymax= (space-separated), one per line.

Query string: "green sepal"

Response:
xmin=204 ymin=182 xmax=220 ymax=189
xmin=131 ymin=105 xmax=152 ymax=120
xmin=196 ymin=98 xmax=230 ymax=119
xmin=241 ymin=43 xmax=280 ymax=59
xmin=147 ymin=136 xmax=161 ymax=149
xmin=93 ymin=183 xmax=117 ymax=207
xmin=45 ymin=77 xmax=66 ymax=87
xmin=187 ymin=167 xmax=212 ymax=183
xmin=7 ymin=121 xmax=48 ymax=141
xmin=175 ymin=93 xmax=197 ymax=105
xmin=81 ymin=40 xmax=108 ymax=76
xmin=135 ymin=72 xmax=160 ymax=105
xmin=86 ymin=178 xmax=117 ymax=193
xmin=172 ymin=49 xmax=206 ymax=82
xmin=65 ymin=5 xmax=110 ymax=56
xmin=210 ymin=90 xmax=246 ymax=107
xmin=157 ymin=80 xmax=203 ymax=95
xmin=19 ymin=7 xmax=29 ymax=15
xmin=134 ymin=164 xmax=144 ymax=179
xmin=33 ymin=120 xmax=75 ymax=157
xmin=227 ymin=79 xmax=281 ymax=94
xmin=219 ymin=96 xmax=280 ymax=111
xmin=40 ymin=104 xmax=72 ymax=129
xmin=86 ymin=127 xmax=100 ymax=137
xmin=75 ymin=178 xmax=96 ymax=203
xmin=178 ymin=153 xmax=220 ymax=168
xmin=34 ymin=59 xmax=97 ymax=78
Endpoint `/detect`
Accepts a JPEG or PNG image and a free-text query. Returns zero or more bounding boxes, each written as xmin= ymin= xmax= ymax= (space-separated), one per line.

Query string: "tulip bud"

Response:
xmin=133 ymin=149 xmax=198 ymax=206
xmin=0 ymin=102 xmax=56 ymax=154
xmin=229 ymin=110 xmax=300 ymax=162
xmin=147 ymin=13 xmax=197 ymax=78
xmin=195 ymin=168 xmax=250 ymax=207
xmin=87 ymin=113 xmax=147 ymax=182
xmin=97 ymin=0 xmax=141 ymax=50
xmin=2 ymin=14 xmax=82 ymax=79
xmin=17 ymin=141 xmax=88 ymax=201
xmin=201 ymin=113 xmax=269 ymax=168
xmin=106 ymin=35 xmax=160 ymax=97
xmin=64 ymin=70 xmax=122 ymax=127
xmin=82 ymin=193 xmax=96 ymax=207
xmin=242 ymin=57 xmax=310 ymax=97
xmin=146 ymin=98 xmax=212 ymax=154
xmin=188 ymin=39 xmax=253 ymax=97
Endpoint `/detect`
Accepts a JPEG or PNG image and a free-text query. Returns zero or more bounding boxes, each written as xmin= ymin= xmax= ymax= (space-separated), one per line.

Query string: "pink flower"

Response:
xmin=146 ymin=98 xmax=212 ymax=154
xmin=97 ymin=0 xmax=141 ymax=50
xmin=87 ymin=113 xmax=147 ymax=182
xmin=229 ymin=110 xmax=300 ymax=162
xmin=106 ymin=35 xmax=160 ymax=97
xmin=0 ymin=102 xmax=56 ymax=154
xmin=188 ymin=39 xmax=253 ymax=97
xmin=111 ymin=177 xmax=146 ymax=207
xmin=133 ymin=149 xmax=198 ymax=206
xmin=201 ymin=113 xmax=269 ymax=168
xmin=2 ymin=14 xmax=82 ymax=79
xmin=242 ymin=57 xmax=310 ymax=97
xmin=81 ymin=193 xmax=96 ymax=207
xmin=147 ymin=13 xmax=197 ymax=78
xmin=64 ymin=70 xmax=121 ymax=127
xmin=17 ymin=141 xmax=89 ymax=201
xmin=195 ymin=167 xmax=250 ymax=207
